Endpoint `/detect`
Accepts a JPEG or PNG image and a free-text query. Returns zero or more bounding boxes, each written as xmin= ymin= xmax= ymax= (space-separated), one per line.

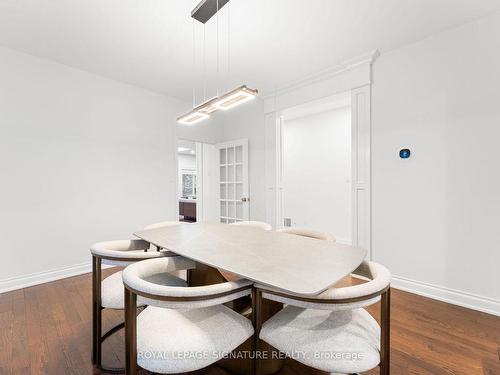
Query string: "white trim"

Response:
xmin=392 ymin=275 xmax=500 ymax=317
xmin=261 ymin=50 xmax=380 ymax=100
xmin=281 ymin=91 xmax=351 ymax=121
xmin=174 ymin=136 xmax=181 ymax=219
xmin=0 ymin=262 xmax=113 ymax=294
xmin=351 ymin=85 xmax=372 ymax=259
xmin=264 ymin=50 xmax=377 ymax=248
xmin=195 ymin=142 xmax=204 ymax=221
xmin=263 ymin=50 xmax=379 ymax=114
xmin=3 ymin=262 xmax=498 ymax=317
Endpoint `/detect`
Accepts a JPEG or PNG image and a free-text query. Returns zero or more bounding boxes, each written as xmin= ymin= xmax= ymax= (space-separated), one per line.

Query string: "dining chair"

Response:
xmin=89 ymin=239 xmax=186 ymax=372
xmin=253 ymin=261 xmax=391 ymax=375
xmin=141 ymin=221 xmax=188 ymax=279
xmin=122 ymin=257 xmax=255 ymax=375
xmin=277 ymin=227 xmax=336 ymax=241
xmin=230 ymin=220 xmax=273 ymax=231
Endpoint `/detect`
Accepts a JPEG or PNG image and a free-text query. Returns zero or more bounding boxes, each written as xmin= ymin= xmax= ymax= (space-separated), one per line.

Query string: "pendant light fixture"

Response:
xmin=177 ymin=0 xmax=258 ymax=125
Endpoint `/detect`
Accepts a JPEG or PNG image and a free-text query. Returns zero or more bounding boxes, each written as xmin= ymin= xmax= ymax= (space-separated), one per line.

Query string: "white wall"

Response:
xmin=283 ymin=106 xmax=351 ymax=242
xmin=0 ymin=46 xmax=188 ymax=291
xmin=177 ymin=153 xmax=196 ymax=197
xmin=372 ymin=13 xmax=500 ymax=308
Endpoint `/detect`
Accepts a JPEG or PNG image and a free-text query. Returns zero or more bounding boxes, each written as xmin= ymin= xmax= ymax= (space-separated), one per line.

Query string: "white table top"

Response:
xmin=134 ymin=222 xmax=367 ymax=296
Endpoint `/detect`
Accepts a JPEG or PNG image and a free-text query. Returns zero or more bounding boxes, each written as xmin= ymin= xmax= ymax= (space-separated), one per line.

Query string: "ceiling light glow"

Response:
xmin=176 ymin=111 xmax=209 ymax=125
xmin=177 ymin=86 xmax=258 ymax=124
xmin=213 ymin=86 xmax=258 ymax=111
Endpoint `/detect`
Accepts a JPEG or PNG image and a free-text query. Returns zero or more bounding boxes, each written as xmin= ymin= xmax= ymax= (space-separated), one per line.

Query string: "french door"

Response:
xmin=216 ymin=139 xmax=249 ymax=223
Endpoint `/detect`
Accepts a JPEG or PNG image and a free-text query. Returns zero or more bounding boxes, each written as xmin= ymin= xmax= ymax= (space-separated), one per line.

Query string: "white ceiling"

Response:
xmin=1 ymin=0 xmax=499 ymax=103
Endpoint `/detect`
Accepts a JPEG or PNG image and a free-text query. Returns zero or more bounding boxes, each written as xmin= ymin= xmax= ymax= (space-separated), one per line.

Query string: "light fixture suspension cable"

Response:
xmin=227 ymin=2 xmax=230 ymax=93
xmin=179 ymin=0 xmax=258 ymax=124
xmin=203 ymin=24 xmax=206 ymax=102
xmin=192 ymin=18 xmax=196 ymax=108
xmin=216 ymin=0 xmax=219 ymax=97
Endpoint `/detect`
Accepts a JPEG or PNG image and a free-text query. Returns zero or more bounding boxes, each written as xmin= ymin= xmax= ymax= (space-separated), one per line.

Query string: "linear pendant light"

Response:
xmin=177 ymin=0 xmax=258 ymax=125
xmin=213 ymin=85 xmax=258 ymax=110
xmin=177 ymin=86 xmax=257 ymax=124
xmin=177 ymin=110 xmax=209 ymax=125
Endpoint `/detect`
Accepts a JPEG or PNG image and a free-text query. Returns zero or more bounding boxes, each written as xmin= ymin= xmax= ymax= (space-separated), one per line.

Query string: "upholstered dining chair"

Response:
xmin=253 ymin=261 xmax=391 ymax=375
xmin=277 ymin=226 xmax=336 ymax=242
xmin=122 ymin=257 xmax=255 ymax=375
xmin=89 ymin=239 xmax=186 ymax=372
xmin=230 ymin=220 xmax=273 ymax=231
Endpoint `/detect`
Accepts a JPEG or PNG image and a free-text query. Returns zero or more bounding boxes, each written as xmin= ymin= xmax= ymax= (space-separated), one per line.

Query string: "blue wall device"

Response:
xmin=399 ymin=149 xmax=411 ymax=159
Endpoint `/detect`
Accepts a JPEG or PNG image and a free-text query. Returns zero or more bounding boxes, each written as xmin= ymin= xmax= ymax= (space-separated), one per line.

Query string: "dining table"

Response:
xmin=133 ymin=222 xmax=367 ymax=374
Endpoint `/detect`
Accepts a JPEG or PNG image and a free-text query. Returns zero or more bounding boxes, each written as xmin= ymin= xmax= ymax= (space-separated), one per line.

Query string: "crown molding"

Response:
xmin=261 ymin=49 xmax=380 ymax=100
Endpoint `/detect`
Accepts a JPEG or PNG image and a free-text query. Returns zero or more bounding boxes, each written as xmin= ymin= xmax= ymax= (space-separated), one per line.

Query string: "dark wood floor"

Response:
xmin=1 ymin=269 xmax=499 ymax=375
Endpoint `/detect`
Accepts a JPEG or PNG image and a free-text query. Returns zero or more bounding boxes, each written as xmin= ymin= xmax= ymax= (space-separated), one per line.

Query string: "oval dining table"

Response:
xmin=133 ymin=222 xmax=367 ymax=375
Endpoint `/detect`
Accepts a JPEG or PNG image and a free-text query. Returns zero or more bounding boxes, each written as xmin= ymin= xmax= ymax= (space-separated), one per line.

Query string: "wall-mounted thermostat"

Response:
xmin=399 ymin=148 xmax=411 ymax=159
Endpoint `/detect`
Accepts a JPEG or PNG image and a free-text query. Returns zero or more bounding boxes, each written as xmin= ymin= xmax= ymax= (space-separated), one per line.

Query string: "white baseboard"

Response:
xmin=0 ymin=262 xmax=113 ymax=294
xmin=391 ymin=275 xmax=500 ymax=317
xmin=3 ymin=262 xmax=499 ymax=317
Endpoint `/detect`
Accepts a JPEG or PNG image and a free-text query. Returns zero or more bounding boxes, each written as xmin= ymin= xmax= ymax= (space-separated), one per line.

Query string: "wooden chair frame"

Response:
xmin=122 ymin=282 xmax=390 ymax=375
xmin=91 ymin=254 xmax=160 ymax=373
xmin=251 ymin=285 xmax=391 ymax=375
xmin=123 ymin=282 xmax=254 ymax=375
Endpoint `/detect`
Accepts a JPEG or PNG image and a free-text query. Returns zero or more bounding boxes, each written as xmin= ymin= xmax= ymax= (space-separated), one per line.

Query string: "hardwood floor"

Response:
xmin=0 ymin=269 xmax=499 ymax=375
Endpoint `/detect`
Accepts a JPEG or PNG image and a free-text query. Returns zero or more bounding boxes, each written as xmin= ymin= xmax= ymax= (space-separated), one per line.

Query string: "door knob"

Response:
xmin=241 ymin=197 xmax=249 ymax=202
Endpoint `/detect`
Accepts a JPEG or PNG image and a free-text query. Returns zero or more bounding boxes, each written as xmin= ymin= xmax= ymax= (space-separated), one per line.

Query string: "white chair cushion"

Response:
xmin=101 ymin=250 xmax=176 ymax=267
xmin=260 ymin=306 xmax=380 ymax=374
xmin=230 ymin=221 xmax=272 ymax=231
xmin=136 ymin=305 xmax=254 ymax=374
xmin=257 ymin=261 xmax=391 ymax=311
xmin=101 ymin=271 xmax=186 ymax=309
xmin=277 ymin=227 xmax=336 ymax=242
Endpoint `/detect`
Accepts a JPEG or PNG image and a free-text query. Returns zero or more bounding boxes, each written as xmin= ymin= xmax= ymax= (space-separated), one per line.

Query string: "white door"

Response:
xmin=216 ymin=139 xmax=249 ymax=223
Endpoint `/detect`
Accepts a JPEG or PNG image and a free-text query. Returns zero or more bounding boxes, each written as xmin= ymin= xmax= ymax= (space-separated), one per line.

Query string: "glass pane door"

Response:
xmin=217 ymin=139 xmax=249 ymax=223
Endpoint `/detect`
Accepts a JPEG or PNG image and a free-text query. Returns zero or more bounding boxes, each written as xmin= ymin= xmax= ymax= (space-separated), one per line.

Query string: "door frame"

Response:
xmin=270 ymin=86 xmax=372 ymax=258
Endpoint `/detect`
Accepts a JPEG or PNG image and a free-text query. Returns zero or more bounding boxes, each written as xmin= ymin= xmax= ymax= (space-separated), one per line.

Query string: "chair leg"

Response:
xmin=380 ymin=287 xmax=391 ymax=375
xmin=251 ymin=288 xmax=263 ymax=375
xmin=92 ymin=256 xmax=102 ymax=366
xmin=125 ymin=287 xmax=138 ymax=375
xmin=92 ymin=257 xmax=126 ymax=373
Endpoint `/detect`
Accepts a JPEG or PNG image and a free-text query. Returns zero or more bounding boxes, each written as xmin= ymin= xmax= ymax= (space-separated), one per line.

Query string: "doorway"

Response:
xmin=177 ymin=140 xmax=197 ymax=222
xmin=176 ymin=139 xmax=218 ymax=223
xmin=280 ymin=92 xmax=352 ymax=244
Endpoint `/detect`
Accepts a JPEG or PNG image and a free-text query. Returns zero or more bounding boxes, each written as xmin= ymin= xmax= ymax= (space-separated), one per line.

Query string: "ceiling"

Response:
xmin=1 ymin=0 xmax=499 ymax=103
